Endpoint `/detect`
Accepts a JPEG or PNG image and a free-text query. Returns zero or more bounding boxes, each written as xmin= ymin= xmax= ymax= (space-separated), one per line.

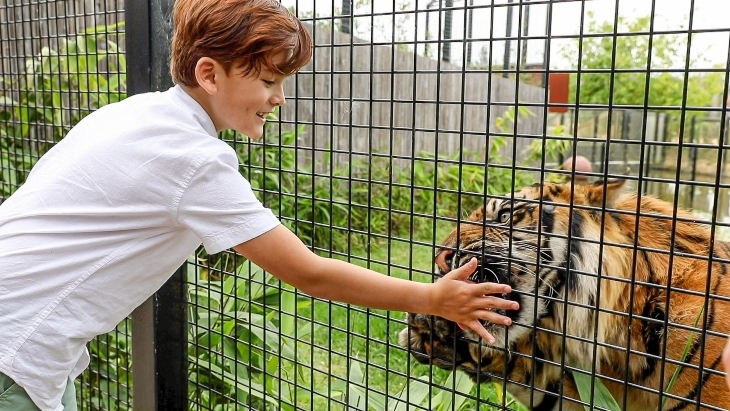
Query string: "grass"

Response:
xmin=267 ymin=222 xmax=527 ymax=411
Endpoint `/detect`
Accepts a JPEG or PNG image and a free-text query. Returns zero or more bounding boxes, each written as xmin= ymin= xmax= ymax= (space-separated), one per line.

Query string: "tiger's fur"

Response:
xmin=399 ymin=180 xmax=730 ymax=410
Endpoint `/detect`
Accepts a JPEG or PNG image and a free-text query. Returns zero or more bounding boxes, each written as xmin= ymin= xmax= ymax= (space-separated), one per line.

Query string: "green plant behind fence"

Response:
xmin=0 ymin=21 xmax=585 ymax=410
xmin=0 ymin=22 xmax=126 ymax=199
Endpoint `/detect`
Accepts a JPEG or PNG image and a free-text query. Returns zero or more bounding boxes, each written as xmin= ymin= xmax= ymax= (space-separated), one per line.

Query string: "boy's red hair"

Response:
xmin=170 ymin=0 xmax=312 ymax=87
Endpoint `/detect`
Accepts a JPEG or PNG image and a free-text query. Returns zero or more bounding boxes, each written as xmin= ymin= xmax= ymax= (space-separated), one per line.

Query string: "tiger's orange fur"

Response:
xmin=399 ymin=180 xmax=730 ymax=410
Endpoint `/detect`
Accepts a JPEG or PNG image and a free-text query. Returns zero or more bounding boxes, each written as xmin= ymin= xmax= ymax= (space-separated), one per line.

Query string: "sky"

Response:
xmin=281 ymin=0 xmax=730 ymax=70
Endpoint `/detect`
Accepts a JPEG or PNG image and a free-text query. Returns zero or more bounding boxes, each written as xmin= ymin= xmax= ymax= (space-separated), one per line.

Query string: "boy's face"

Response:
xmin=210 ymin=52 xmax=289 ymax=138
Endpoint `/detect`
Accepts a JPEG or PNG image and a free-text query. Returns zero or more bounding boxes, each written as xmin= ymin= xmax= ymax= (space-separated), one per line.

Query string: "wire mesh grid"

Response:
xmin=0 ymin=0 xmax=129 ymax=409
xmin=1 ymin=0 xmax=729 ymax=410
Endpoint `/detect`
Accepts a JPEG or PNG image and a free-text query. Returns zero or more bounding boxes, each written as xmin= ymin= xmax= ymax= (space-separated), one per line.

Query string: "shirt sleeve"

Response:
xmin=176 ymin=148 xmax=281 ymax=254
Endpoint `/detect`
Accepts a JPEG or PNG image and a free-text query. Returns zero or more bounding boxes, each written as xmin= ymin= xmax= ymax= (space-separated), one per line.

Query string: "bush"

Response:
xmin=0 ymin=22 xmax=125 ymax=198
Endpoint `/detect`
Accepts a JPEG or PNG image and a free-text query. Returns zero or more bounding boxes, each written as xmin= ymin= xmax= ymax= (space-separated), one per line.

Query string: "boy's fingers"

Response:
xmin=482 ymin=295 xmax=519 ymax=311
xmin=477 ymin=309 xmax=513 ymax=326
xmin=481 ymin=281 xmax=512 ymax=295
xmin=443 ymin=257 xmax=477 ymax=280
xmin=463 ymin=320 xmax=496 ymax=344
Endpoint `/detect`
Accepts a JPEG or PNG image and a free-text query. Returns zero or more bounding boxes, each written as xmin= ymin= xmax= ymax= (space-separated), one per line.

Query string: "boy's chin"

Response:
xmin=237 ymin=128 xmax=264 ymax=139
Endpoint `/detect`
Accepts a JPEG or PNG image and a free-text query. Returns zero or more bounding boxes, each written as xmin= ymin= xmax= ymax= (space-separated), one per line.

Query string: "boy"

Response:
xmin=0 ymin=1 xmax=518 ymax=410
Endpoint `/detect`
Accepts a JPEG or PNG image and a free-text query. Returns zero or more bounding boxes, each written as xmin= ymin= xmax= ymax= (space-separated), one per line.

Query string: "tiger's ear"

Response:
xmin=586 ymin=179 xmax=626 ymax=208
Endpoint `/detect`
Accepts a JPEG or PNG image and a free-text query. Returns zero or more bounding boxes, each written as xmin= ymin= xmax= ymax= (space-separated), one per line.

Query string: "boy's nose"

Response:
xmin=273 ymin=95 xmax=286 ymax=106
xmin=271 ymin=87 xmax=286 ymax=106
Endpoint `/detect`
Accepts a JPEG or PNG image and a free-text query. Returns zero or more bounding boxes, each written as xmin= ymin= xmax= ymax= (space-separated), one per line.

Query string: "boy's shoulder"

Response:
xmin=92 ymin=87 xmax=186 ymax=122
xmin=75 ymin=86 xmax=218 ymax=142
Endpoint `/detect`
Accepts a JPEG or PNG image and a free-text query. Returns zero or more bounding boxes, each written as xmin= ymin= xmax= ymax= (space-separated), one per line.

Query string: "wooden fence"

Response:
xmin=281 ymin=25 xmax=547 ymax=171
xmin=2 ymin=4 xmax=546 ymax=170
xmin=0 ymin=0 xmax=124 ymax=75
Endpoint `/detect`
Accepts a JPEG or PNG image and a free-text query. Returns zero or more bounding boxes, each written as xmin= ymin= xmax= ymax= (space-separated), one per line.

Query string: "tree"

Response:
xmin=561 ymin=13 xmax=724 ymax=110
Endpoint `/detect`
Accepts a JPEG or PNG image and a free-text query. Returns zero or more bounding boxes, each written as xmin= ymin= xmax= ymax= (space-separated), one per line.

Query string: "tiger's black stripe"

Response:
xmin=566 ymin=211 xmax=584 ymax=293
xmin=533 ymin=381 xmax=560 ymax=411
xmin=665 ymin=353 xmax=725 ymax=411
xmin=670 ymin=298 xmax=715 ymax=389
xmin=639 ymin=301 xmax=664 ymax=380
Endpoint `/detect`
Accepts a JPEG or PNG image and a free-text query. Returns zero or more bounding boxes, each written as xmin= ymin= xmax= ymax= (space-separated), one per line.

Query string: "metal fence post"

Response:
xmin=127 ymin=0 xmax=186 ymax=410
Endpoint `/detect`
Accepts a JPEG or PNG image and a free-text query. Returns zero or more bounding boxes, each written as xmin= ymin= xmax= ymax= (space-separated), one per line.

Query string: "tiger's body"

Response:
xmin=399 ymin=180 xmax=730 ymax=410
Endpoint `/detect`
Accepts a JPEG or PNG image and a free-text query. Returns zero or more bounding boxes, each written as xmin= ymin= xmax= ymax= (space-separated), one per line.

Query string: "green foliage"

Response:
xmin=78 ymin=320 xmax=133 ymax=411
xmin=224 ymin=107 xmax=536 ymax=257
xmin=561 ymin=13 xmax=723 ymax=112
xmin=187 ymin=260 xmax=318 ymax=410
xmin=496 ymin=105 xmax=570 ymax=183
xmin=573 ymin=372 xmax=622 ymax=411
xmin=341 ymin=364 xmax=475 ymax=411
xmin=522 ymin=123 xmax=571 ymax=166
xmin=341 ymin=362 xmax=528 ymax=411
xmin=0 ymin=22 xmax=126 ymax=197
xmin=494 ymin=105 xmax=535 ymax=134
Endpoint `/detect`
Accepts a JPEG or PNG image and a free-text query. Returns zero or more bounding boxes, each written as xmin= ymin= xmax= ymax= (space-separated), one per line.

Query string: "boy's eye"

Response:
xmin=263 ymin=80 xmax=275 ymax=86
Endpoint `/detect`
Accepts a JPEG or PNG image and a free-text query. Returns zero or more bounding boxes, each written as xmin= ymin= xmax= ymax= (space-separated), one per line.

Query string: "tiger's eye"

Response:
xmin=498 ymin=210 xmax=510 ymax=223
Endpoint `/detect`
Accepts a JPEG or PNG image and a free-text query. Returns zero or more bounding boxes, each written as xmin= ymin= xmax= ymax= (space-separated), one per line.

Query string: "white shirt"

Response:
xmin=0 ymin=85 xmax=280 ymax=411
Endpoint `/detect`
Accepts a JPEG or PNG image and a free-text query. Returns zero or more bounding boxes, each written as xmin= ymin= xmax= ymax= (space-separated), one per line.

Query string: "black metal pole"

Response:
xmin=503 ymin=0 xmax=514 ymax=77
xmin=521 ymin=0 xmax=529 ymax=70
xmin=341 ymin=0 xmax=352 ymax=34
xmin=128 ymin=0 xmax=187 ymax=410
xmin=443 ymin=0 xmax=453 ymax=63
xmin=466 ymin=0 xmax=473 ymax=65
xmin=689 ymin=116 xmax=697 ymax=207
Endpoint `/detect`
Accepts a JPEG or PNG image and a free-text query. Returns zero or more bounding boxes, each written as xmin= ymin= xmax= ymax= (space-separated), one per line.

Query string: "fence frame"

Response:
xmin=127 ymin=0 xmax=188 ymax=409
xmin=1 ymin=0 xmax=729 ymax=409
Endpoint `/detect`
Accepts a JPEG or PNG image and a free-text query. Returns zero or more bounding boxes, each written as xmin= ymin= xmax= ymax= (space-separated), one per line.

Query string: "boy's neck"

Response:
xmin=179 ymin=84 xmax=222 ymax=132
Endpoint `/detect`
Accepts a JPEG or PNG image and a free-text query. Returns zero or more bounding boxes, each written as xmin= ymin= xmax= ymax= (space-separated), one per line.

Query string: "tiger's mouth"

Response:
xmin=398 ymin=314 xmax=481 ymax=371
xmin=471 ymin=261 xmax=512 ymax=316
xmin=439 ymin=249 xmax=515 ymax=318
xmin=398 ymin=315 xmax=505 ymax=382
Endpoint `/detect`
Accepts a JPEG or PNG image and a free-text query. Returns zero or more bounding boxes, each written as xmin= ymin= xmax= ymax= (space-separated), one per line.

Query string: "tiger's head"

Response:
xmin=400 ymin=178 xmax=730 ymax=410
xmin=399 ymin=179 xmax=628 ymax=383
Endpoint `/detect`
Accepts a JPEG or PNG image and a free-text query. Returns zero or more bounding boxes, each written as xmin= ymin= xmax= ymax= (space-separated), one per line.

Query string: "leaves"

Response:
xmin=0 ymin=23 xmax=127 ymax=198
xmin=187 ymin=260 xmax=319 ymax=410
xmin=573 ymin=371 xmax=622 ymax=411
xmin=562 ymin=13 xmax=722 ymax=110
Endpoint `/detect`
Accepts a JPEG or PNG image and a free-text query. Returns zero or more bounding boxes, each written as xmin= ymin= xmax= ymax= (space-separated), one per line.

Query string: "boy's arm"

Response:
xmin=233 ymin=225 xmax=518 ymax=344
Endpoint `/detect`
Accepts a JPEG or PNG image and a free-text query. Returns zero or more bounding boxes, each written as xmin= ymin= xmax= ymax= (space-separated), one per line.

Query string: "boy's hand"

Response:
xmin=430 ymin=258 xmax=518 ymax=344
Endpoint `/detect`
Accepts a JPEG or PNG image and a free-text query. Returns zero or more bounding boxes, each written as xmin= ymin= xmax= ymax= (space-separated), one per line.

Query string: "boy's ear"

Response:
xmin=194 ymin=57 xmax=220 ymax=95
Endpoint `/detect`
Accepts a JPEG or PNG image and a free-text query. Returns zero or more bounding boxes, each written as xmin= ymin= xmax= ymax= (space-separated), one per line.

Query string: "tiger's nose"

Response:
xmin=435 ymin=249 xmax=453 ymax=273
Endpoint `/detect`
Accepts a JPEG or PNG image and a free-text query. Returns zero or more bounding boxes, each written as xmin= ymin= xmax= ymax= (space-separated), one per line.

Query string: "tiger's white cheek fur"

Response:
xmin=553 ymin=223 xmax=604 ymax=367
xmin=487 ymin=245 xmax=548 ymax=348
xmin=502 ymin=221 xmax=604 ymax=368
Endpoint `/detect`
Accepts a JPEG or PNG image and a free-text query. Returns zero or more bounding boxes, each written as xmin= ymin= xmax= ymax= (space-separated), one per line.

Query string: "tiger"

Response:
xmin=399 ymin=179 xmax=730 ymax=410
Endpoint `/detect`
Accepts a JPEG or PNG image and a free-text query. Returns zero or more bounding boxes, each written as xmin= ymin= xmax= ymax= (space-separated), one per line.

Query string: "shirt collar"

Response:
xmin=168 ymin=84 xmax=218 ymax=137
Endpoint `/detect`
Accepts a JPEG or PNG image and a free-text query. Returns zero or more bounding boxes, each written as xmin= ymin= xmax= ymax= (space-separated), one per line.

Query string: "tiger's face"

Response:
xmin=399 ymin=180 xmax=625 ymax=383
xmin=400 ymin=179 xmax=730 ymax=410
